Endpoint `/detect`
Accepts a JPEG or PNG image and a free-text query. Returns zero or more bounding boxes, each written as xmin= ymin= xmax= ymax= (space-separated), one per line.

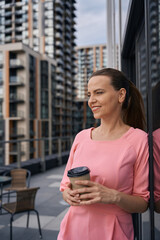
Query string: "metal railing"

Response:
xmin=0 ymin=136 xmax=73 ymax=172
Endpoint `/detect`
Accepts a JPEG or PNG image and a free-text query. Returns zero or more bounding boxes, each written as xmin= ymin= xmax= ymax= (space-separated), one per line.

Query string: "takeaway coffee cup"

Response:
xmin=67 ymin=166 xmax=90 ymax=190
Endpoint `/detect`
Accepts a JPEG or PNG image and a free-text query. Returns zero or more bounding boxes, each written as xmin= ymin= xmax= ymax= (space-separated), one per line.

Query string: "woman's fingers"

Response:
xmin=65 ymin=189 xmax=81 ymax=205
xmin=75 ymin=180 xmax=95 ymax=187
xmin=79 ymin=197 xmax=100 ymax=205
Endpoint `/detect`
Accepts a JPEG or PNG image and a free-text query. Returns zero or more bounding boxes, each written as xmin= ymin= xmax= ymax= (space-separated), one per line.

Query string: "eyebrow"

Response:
xmin=87 ymin=88 xmax=105 ymax=93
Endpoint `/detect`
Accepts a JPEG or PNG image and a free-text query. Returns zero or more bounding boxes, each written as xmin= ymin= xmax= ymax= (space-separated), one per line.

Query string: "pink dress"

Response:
xmin=58 ymin=127 xmax=149 ymax=240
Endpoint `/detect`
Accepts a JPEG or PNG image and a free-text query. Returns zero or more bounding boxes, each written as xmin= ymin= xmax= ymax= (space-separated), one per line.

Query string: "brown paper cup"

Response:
xmin=69 ymin=173 xmax=90 ymax=190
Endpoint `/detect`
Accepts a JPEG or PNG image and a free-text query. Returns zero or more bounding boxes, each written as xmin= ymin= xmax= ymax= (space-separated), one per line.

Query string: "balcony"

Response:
xmin=55 ymin=15 xmax=63 ymax=23
xmin=55 ymin=7 xmax=63 ymax=15
xmin=15 ymin=18 xmax=24 ymax=24
xmin=57 ymin=58 xmax=64 ymax=66
xmin=15 ymin=1 xmax=26 ymax=7
xmin=5 ymin=35 xmax=12 ymax=42
xmin=66 ymin=80 xmax=72 ymax=86
xmin=10 ymin=128 xmax=25 ymax=138
xmin=55 ymin=49 xmax=63 ymax=58
xmin=56 ymin=84 xmax=64 ymax=91
xmin=65 ymin=25 xmax=71 ymax=32
xmin=15 ymin=35 xmax=23 ymax=41
xmin=55 ymin=32 xmax=63 ymax=40
xmin=9 ymin=76 xmax=24 ymax=86
xmin=55 ymin=92 xmax=64 ymax=98
xmin=56 ymin=75 xmax=64 ymax=82
xmin=65 ymin=1 xmax=71 ymax=9
xmin=64 ymin=48 xmax=71 ymax=55
xmin=66 ymin=95 xmax=72 ymax=101
xmin=10 ymin=59 xmax=24 ymax=68
xmin=9 ymin=93 xmax=25 ymax=103
xmin=65 ymin=8 xmax=71 ymax=17
xmin=16 ymin=26 xmax=25 ymax=32
xmin=66 ymin=88 xmax=72 ymax=94
xmin=65 ymin=63 xmax=71 ymax=71
xmin=65 ymin=72 xmax=71 ymax=78
xmin=5 ymin=19 xmax=12 ymax=26
xmin=10 ymin=110 xmax=25 ymax=119
xmin=56 ymin=66 xmax=64 ymax=74
xmin=15 ymin=10 xmax=24 ymax=15
xmin=65 ymin=16 xmax=71 ymax=24
xmin=65 ymin=55 xmax=71 ymax=63
xmin=4 ymin=3 xmax=13 ymax=9
xmin=5 ymin=27 xmax=13 ymax=33
xmin=56 ymin=41 xmax=63 ymax=48
xmin=55 ymin=0 xmax=63 ymax=6
xmin=4 ymin=12 xmax=12 ymax=17
xmin=55 ymin=23 xmax=62 ymax=31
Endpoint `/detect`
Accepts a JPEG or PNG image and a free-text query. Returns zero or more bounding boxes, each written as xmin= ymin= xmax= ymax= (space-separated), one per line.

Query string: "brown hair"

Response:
xmin=90 ymin=68 xmax=146 ymax=130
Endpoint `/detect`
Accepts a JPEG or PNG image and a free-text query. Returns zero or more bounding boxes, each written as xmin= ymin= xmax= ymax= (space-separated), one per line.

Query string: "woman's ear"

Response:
xmin=118 ymin=88 xmax=126 ymax=103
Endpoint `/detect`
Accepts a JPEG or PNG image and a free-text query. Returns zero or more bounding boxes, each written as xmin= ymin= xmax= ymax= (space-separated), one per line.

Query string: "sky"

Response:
xmin=75 ymin=0 xmax=130 ymax=47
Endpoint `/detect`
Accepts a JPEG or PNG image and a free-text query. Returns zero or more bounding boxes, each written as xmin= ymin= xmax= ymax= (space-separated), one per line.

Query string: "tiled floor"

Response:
xmin=0 ymin=165 xmax=69 ymax=240
xmin=0 ymin=164 xmax=160 ymax=240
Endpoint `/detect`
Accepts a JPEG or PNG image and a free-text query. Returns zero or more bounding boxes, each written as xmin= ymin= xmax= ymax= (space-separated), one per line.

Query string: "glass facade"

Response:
xmin=122 ymin=0 xmax=160 ymax=239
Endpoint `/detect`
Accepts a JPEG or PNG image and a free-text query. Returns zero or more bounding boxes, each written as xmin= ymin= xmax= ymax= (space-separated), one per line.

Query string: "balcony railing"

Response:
xmin=10 ymin=110 xmax=24 ymax=118
xmin=10 ymin=128 xmax=25 ymax=137
xmin=10 ymin=59 xmax=24 ymax=67
xmin=10 ymin=93 xmax=25 ymax=102
xmin=0 ymin=136 xmax=73 ymax=170
xmin=10 ymin=76 xmax=24 ymax=85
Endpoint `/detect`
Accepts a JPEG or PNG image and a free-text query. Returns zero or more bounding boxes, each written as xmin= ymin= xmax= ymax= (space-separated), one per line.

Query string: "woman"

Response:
xmin=58 ymin=68 xmax=149 ymax=240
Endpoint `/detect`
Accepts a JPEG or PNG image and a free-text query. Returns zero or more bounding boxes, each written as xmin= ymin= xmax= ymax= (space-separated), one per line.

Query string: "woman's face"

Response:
xmin=87 ymin=75 xmax=126 ymax=120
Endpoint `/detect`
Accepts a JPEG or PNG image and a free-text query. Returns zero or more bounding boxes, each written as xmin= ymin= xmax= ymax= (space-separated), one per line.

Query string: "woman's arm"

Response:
xmin=72 ymin=180 xmax=148 ymax=213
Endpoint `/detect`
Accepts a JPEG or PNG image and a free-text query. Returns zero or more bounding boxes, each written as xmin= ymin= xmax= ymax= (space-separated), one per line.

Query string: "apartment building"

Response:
xmin=0 ymin=0 xmax=77 ymax=165
xmin=75 ymin=44 xmax=119 ymax=131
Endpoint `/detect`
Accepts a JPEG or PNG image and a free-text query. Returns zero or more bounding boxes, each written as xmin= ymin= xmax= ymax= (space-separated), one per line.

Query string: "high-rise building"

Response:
xmin=0 ymin=0 xmax=77 ymax=165
xmin=76 ymin=44 xmax=107 ymax=100
xmin=75 ymin=44 xmax=119 ymax=131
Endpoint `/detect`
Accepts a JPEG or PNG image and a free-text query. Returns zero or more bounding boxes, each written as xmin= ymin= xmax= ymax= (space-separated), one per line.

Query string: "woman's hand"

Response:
xmin=72 ymin=180 xmax=148 ymax=213
xmin=62 ymin=183 xmax=81 ymax=206
xmin=72 ymin=180 xmax=119 ymax=205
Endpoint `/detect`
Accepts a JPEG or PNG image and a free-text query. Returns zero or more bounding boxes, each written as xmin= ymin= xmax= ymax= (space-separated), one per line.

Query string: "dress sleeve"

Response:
xmin=132 ymin=135 xmax=150 ymax=202
xmin=60 ymin=134 xmax=79 ymax=192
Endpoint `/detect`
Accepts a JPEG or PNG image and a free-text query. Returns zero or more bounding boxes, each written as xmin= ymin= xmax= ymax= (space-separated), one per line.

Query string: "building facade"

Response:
xmin=121 ymin=0 xmax=160 ymax=239
xmin=0 ymin=0 xmax=77 ymax=165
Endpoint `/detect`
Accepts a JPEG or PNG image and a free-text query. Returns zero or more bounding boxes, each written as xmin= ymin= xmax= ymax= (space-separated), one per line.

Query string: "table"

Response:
xmin=0 ymin=176 xmax=12 ymax=213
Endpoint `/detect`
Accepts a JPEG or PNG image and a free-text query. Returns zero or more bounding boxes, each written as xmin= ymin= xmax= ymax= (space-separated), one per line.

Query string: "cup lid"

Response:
xmin=67 ymin=166 xmax=90 ymax=177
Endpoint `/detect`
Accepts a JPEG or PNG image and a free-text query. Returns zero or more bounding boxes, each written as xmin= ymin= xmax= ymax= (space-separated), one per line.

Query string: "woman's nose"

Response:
xmin=88 ymin=95 xmax=96 ymax=104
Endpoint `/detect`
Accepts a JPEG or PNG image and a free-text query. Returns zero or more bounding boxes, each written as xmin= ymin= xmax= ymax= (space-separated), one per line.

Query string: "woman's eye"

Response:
xmin=97 ymin=92 xmax=103 ymax=94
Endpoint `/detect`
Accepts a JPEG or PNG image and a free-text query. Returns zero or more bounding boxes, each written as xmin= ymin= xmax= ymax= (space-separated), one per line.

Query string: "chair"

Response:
xmin=2 ymin=187 xmax=42 ymax=240
xmin=3 ymin=168 xmax=31 ymax=201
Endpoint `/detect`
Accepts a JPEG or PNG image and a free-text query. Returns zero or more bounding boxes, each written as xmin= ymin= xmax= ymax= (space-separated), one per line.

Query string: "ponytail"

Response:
xmin=90 ymin=68 xmax=146 ymax=130
xmin=122 ymin=80 xmax=146 ymax=130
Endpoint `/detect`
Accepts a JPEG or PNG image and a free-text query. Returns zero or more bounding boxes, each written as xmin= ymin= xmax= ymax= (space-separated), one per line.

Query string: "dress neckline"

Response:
xmin=89 ymin=127 xmax=134 ymax=143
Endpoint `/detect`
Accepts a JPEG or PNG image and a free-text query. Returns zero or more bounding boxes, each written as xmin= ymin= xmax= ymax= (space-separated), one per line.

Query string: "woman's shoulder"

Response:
xmin=130 ymin=127 xmax=148 ymax=138
xmin=125 ymin=127 xmax=148 ymax=147
xmin=74 ymin=128 xmax=91 ymax=141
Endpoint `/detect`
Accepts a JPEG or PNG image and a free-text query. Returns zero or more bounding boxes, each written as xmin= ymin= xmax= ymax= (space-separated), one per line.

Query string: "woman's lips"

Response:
xmin=92 ymin=106 xmax=101 ymax=112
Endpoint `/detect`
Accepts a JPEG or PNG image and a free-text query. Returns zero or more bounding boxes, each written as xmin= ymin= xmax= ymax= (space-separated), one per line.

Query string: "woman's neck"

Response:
xmin=92 ymin=119 xmax=130 ymax=141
